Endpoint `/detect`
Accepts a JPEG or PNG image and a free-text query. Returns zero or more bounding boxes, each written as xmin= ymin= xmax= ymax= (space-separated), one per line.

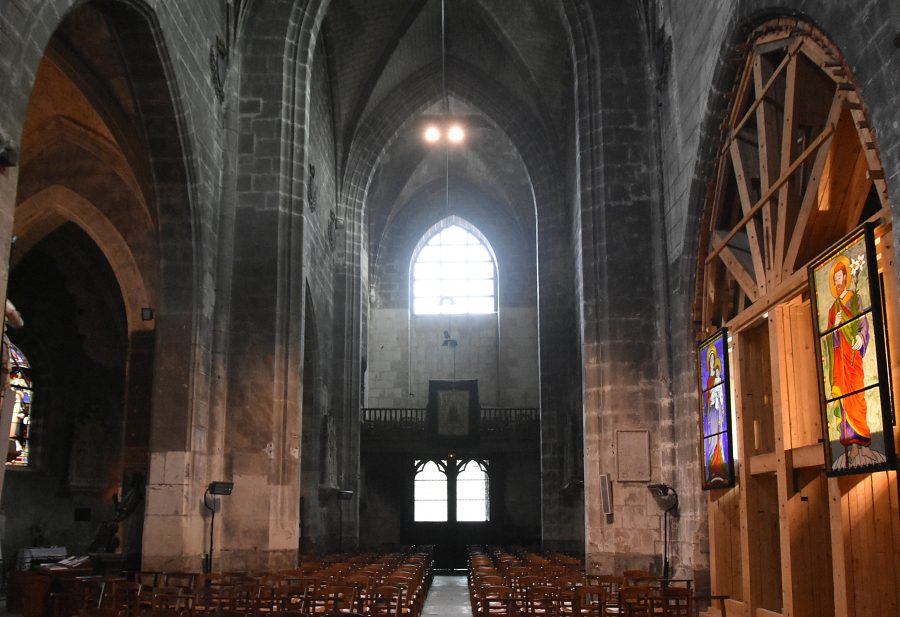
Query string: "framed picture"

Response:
xmin=426 ymin=379 xmax=479 ymax=445
xmin=697 ymin=328 xmax=735 ymax=490
xmin=809 ymin=224 xmax=896 ymax=476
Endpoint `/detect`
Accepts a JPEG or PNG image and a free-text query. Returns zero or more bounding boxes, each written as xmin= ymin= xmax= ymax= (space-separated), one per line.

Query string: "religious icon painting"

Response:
xmin=697 ymin=328 xmax=735 ymax=490
xmin=809 ymin=224 xmax=896 ymax=476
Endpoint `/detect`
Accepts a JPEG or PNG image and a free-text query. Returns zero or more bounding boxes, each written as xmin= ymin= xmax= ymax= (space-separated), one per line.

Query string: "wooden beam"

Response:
xmin=769 ymin=307 xmax=796 ymax=616
xmin=707 ymin=123 xmax=836 ymax=266
xmin=721 ymin=40 xmax=803 ymax=157
xmin=782 ymin=93 xmax=845 ymax=275
xmin=754 ymin=54 xmax=783 ymax=286
xmin=749 ymin=452 xmax=777 ymax=474
xmin=729 ymin=141 xmax=766 ymax=289
xmin=772 ymin=53 xmax=798 ymax=285
xmin=724 ymin=267 xmax=808 ymax=335
xmin=715 ymin=231 xmax=761 ymax=303
xmin=791 ymin=444 xmax=825 ymax=468
xmin=731 ymin=337 xmax=756 ymax=611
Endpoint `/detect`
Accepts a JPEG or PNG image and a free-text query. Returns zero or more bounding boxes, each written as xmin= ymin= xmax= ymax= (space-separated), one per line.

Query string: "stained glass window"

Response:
xmin=456 ymin=460 xmax=489 ymax=521
xmin=414 ymin=460 xmax=448 ymax=521
xmin=697 ymin=329 xmax=735 ymax=489
xmin=7 ymin=342 xmax=33 ymax=467
xmin=411 ymin=220 xmax=497 ymax=315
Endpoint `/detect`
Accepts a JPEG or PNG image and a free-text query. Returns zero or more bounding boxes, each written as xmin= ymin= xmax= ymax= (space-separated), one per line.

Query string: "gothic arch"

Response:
xmin=13 ymin=185 xmax=152 ymax=333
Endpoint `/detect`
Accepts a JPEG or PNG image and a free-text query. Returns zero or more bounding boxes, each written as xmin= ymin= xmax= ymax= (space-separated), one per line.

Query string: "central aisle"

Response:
xmin=422 ymin=575 xmax=472 ymax=617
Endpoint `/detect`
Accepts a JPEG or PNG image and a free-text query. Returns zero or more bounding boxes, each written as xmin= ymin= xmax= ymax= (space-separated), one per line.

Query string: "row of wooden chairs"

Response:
xmin=52 ymin=548 xmax=433 ymax=617
xmin=467 ymin=546 xmax=693 ymax=617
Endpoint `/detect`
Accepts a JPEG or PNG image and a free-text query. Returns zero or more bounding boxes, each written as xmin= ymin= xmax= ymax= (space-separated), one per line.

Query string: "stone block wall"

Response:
xmin=367 ymin=308 xmax=539 ymax=408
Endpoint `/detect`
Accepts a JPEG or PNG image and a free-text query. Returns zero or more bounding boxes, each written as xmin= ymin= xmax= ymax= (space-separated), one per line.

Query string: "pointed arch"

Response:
xmin=14 ymin=185 xmax=152 ymax=333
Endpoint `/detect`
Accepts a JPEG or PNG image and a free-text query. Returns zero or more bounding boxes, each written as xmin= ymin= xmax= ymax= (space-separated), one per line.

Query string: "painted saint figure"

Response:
xmin=824 ymin=255 xmax=885 ymax=469
xmin=704 ymin=346 xmax=728 ymax=484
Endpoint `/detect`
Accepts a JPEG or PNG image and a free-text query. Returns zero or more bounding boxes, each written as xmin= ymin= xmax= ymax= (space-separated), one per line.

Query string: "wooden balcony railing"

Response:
xmin=361 ymin=407 xmax=539 ymax=442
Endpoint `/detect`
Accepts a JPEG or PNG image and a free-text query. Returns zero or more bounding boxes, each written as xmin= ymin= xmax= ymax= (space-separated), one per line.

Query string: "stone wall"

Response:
xmin=367 ymin=308 xmax=538 ymax=409
xmin=298 ymin=35 xmax=342 ymax=555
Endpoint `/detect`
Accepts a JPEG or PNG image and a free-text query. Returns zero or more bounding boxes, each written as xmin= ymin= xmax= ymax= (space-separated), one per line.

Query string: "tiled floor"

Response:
xmin=422 ymin=575 xmax=472 ymax=617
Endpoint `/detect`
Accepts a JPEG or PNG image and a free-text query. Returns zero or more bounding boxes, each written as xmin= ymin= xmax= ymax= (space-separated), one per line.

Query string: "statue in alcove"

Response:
xmin=88 ymin=472 xmax=145 ymax=553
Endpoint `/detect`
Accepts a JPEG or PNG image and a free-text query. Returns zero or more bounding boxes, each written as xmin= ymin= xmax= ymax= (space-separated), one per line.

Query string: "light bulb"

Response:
xmin=424 ymin=125 xmax=441 ymax=143
xmin=447 ymin=125 xmax=464 ymax=143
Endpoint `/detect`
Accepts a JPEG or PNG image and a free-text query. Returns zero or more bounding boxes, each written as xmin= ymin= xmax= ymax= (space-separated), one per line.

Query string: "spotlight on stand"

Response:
xmin=204 ymin=481 xmax=234 ymax=573
xmin=648 ymin=483 xmax=673 ymax=497
xmin=647 ymin=483 xmax=678 ymax=580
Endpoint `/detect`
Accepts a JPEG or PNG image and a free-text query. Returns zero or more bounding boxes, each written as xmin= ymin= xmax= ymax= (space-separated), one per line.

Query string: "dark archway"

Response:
xmin=4 ymin=224 xmax=128 ymax=560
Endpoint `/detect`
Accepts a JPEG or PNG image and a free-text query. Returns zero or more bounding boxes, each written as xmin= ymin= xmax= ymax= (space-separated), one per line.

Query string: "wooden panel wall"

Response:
xmin=706 ymin=226 xmax=900 ymax=617
xmin=787 ymin=470 xmax=833 ymax=617
xmin=708 ymin=487 xmax=743 ymax=601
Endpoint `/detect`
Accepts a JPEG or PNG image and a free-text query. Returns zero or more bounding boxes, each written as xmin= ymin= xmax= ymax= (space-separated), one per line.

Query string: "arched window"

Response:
xmin=414 ymin=460 xmax=448 ymax=521
xmin=7 ymin=343 xmax=33 ymax=467
xmin=456 ymin=460 xmax=489 ymax=522
xmin=411 ymin=219 xmax=497 ymax=315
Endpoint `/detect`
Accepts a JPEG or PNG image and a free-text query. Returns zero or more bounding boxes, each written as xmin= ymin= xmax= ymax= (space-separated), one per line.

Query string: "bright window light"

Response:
xmin=414 ymin=460 xmax=448 ymax=521
xmin=411 ymin=220 xmax=497 ymax=315
xmin=456 ymin=460 xmax=489 ymax=521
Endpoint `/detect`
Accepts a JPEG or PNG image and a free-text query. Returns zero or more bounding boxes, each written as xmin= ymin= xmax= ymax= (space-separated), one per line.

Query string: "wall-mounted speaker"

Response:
xmin=599 ymin=473 xmax=612 ymax=515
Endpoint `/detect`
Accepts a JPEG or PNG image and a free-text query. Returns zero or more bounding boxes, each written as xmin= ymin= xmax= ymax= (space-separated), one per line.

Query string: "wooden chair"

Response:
xmin=618 ymin=586 xmax=654 ymax=617
xmin=152 ymin=587 xmax=192 ymax=612
xmin=523 ymin=585 xmax=559 ymax=617
xmin=478 ymin=585 xmax=518 ymax=617
xmin=574 ymin=586 xmax=605 ymax=617
xmin=147 ymin=610 xmax=186 ymax=617
xmin=513 ymin=575 xmax=548 ymax=607
xmin=382 ymin=575 xmax=418 ymax=616
xmin=554 ymin=575 xmax=585 ymax=591
xmin=134 ymin=572 xmax=162 ymax=588
xmin=322 ymin=585 xmax=358 ymax=614
xmin=191 ymin=586 xmax=234 ymax=615
xmin=162 ymin=573 xmax=196 ymax=591
xmin=231 ymin=584 xmax=261 ymax=614
xmin=342 ymin=574 xmax=373 ymax=613
xmin=276 ymin=584 xmax=307 ymax=612
xmin=78 ymin=610 xmax=124 ymax=617
xmin=622 ymin=571 xmax=657 ymax=587
xmin=369 ymin=585 xmax=403 ymax=617
xmin=653 ymin=587 xmax=692 ymax=617
xmin=77 ymin=577 xmax=108 ymax=610
xmin=103 ymin=581 xmax=143 ymax=617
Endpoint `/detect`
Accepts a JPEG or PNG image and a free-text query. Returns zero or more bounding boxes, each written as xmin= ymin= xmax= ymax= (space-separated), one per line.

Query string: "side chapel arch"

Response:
xmin=14 ymin=185 xmax=152 ymax=333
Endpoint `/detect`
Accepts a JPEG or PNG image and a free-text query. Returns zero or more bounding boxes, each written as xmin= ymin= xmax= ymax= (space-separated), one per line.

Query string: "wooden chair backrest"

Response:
xmin=575 ymin=585 xmax=605 ymax=617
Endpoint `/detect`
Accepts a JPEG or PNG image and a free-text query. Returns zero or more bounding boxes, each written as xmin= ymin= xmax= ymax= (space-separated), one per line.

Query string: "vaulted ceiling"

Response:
xmin=320 ymin=0 xmax=572 ymax=261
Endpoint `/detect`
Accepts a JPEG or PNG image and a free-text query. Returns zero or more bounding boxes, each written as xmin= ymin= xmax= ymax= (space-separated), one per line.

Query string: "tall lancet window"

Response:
xmin=411 ymin=218 xmax=497 ymax=315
